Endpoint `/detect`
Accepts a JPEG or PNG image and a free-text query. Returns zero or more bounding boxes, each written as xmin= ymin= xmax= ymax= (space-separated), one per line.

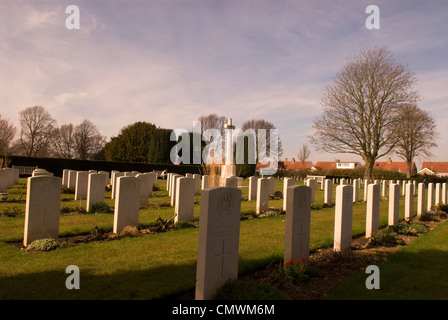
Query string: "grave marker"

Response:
xmin=366 ymin=184 xmax=380 ymax=238
xmin=256 ymin=178 xmax=269 ymax=214
xmin=74 ymin=171 xmax=89 ymax=200
xmin=175 ymin=177 xmax=195 ymax=222
xmin=334 ymin=185 xmax=353 ymax=252
xmin=86 ymin=173 xmax=106 ymax=212
xmin=248 ymin=176 xmax=257 ymax=201
xmin=388 ymin=184 xmax=400 ymax=226
xmin=113 ymin=176 xmax=141 ymax=234
xmin=284 ymin=185 xmax=311 ymax=263
xmin=405 ymin=183 xmax=414 ymax=220
xmin=417 ymin=183 xmax=425 ymax=217
xmin=23 ymin=176 xmax=62 ymax=246
xmin=195 ymin=187 xmax=241 ymax=300
xmin=282 ymin=178 xmax=294 ymax=211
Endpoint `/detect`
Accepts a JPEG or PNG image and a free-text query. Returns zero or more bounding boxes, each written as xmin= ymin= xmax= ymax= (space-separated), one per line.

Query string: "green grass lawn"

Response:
xmin=325 ymin=218 xmax=448 ymax=300
xmin=0 ymin=177 xmax=434 ymax=299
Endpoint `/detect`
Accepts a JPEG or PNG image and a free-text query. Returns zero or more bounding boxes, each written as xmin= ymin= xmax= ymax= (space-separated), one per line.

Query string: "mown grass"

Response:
xmin=325 ymin=218 xmax=448 ymax=300
xmin=0 ymin=177 xmax=423 ymax=299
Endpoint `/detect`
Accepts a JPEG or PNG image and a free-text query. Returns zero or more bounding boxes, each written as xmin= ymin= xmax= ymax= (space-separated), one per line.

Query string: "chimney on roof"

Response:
xmin=387 ymin=158 xmax=392 ymax=164
xmin=291 ymin=158 xmax=295 ymax=163
xmin=285 ymin=158 xmax=288 ymax=162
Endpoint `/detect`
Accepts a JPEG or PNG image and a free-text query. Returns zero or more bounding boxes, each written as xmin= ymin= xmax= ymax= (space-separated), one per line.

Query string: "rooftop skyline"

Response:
xmin=1 ymin=1 xmax=447 ymax=169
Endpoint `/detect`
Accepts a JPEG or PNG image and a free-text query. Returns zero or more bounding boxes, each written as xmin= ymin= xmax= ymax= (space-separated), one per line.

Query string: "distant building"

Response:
xmin=283 ymin=158 xmax=313 ymax=171
xmin=372 ymin=158 xmax=417 ymax=175
xmin=418 ymin=162 xmax=448 ymax=177
xmin=312 ymin=160 xmax=361 ymax=171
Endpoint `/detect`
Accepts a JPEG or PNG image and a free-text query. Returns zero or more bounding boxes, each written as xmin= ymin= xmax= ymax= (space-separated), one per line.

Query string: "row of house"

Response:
xmin=281 ymin=158 xmax=448 ymax=177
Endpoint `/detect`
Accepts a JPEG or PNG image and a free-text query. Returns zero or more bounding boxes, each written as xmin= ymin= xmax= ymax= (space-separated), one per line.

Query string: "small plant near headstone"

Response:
xmin=61 ymin=186 xmax=75 ymax=194
xmin=25 ymin=238 xmax=64 ymax=252
xmin=174 ymin=221 xmax=196 ymax=230
xmin=2 ymin=206 xmax=23 ymax=217
xmin=92 ymin=225 xmax=107 ymax=238
xmin=311 ymin=203 xmax=323 ymax=210
xmin=369 ymin=227 xmax=405 ymax=247
xmin=118 ymin=226 xmax=139 ymax=238
xmin=391 ymin=223 xmax=427 ymax=236
xmin=282 ymin=259 xmax=308 ymax=284
xmin=90 ymin=201 xmax=111 ymax=213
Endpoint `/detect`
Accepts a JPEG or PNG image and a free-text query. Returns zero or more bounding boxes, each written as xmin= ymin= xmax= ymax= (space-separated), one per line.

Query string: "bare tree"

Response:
xmin=195 ymin=113 xmax=227 ymax=136
xmin=297 ymin=144 xmax=312 ymax=168
xmin=73 ymin=119 xmax=106 ymax=160
xmin=0 ymin=115 xmax=17 ymax=156
xmin=309 ymin=47 xmax=419 ymax=180
xmin=18 ymin=106 xmax=56 ymax=157
xmin=241 ymin=119 xmax=283 ymax=160
xmin=395 ymin=104 xmax=437 ymax=178
xmin=51 ymin=123 xmax=75 ymax=159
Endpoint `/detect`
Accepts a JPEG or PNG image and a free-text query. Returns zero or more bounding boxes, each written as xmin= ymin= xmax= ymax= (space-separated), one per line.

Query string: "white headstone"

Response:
xmin=23 ymin=176 xmax=62 ymax=246
xmin=136 ymin=174 xmax=152 ymax=206
xmin=86 ymin=173 xmax=106 ymax=212
xmin=75 ymin=171 xmax=89 ymax=200
xmin=366 ymin=184 xmax=380 ymax=238
xmin=352 ymin=179 xmax=359 ymax=203
xmin=62 ymin=169 xmax=69 ymax=187
xmin=113 ymin=176 xmax=141 ymax=234
xmin=175 ymin=177 xmax=195 ymax=223
xmin=405 ymin=183 xmax=414 ymax=220
xmin=171 ymin=175 xmax=183 ymax=206
xmin=427 ymin=183 xmax=434 ymax=211
xmin=202 ymin=175 xmax=209 ymax=190
xmin=98 ymin=171 xmax=110 ymax=187
xmin=306 ymin=178 xmax=317 ymax=203
xmin=111 ymin=171 xmax=124 ymax=199
xmin=0 ymin=170 xmax=7 ymax=192
xmin=195 ymin=187 xmax=241 ymax=300
xmin=68 ymin=170 xmax=77 ymax=190
xmin=193 ymin=174 xmax=202 ymax=195
xmin=284 ymin=185 xmax=311 ymax=263
xmin=256 ymin=178 xmax=269 ymax=214
xmin=388 ymin=184 xmax=400 ymax=226
xmin=417 ymin=183 xmax=425 ymax=217
xmin=442 ymin=183 xmax=447 ymax=205
xmin=268 ymin=176 xmax=275 ymax=194
xmin=324 ymin=179 xmax=333 ymax=205
xmin=381 ymin=180 xmax=387 ymax=198
xmin=282 ymin=178 xmax=294 ymax=211
xmin=248 ymin=176 xmax=257 ymax=201
xmin=334 ymin=185 xmax=353 ymax=252
xmin=435 ymin=183 xmax=442 ymax=206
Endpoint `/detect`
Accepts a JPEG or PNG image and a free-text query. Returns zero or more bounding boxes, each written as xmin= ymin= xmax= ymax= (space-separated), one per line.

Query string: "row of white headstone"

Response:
xmin=196 ymin=178 xmax=446 ymax=299
xmin=23 ymin=168 xmax=158 ymax=246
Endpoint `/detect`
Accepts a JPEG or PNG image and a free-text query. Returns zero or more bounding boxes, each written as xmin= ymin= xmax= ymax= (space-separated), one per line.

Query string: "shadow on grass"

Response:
xmin=325 ymin=248 xmax=448 ymax=300
xmin=0 ymin=254 xmax=286 ymax=300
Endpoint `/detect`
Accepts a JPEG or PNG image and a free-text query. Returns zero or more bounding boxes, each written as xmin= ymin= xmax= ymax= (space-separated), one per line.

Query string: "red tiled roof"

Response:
xmin=284 ymin=161 xmax=312 ymax=171
xmin=371 ymin=161 xmax=416 ymax=173
xmin=313 ymin=161 xmax=337 ymax=171
xmin=421 ymin=162 xmax=448 ymax=174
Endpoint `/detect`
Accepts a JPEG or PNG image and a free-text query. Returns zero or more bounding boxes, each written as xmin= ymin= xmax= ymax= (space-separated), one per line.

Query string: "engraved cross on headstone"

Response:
xmin=215 ymin=238 xmax=230 ymax=280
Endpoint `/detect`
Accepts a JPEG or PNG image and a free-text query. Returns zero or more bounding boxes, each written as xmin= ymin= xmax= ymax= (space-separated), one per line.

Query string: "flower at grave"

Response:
xmin=283 ymin=258 xmax=309 ymax=283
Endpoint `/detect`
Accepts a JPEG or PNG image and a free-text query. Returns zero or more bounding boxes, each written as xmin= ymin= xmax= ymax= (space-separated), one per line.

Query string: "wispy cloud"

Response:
xmin=0 ymin=0 xmax=446 ymax=163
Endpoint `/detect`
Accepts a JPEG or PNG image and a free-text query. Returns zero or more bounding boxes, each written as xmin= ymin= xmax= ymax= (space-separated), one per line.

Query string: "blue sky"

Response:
xmin=0 ymin=0 xmax=447 ymax=170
